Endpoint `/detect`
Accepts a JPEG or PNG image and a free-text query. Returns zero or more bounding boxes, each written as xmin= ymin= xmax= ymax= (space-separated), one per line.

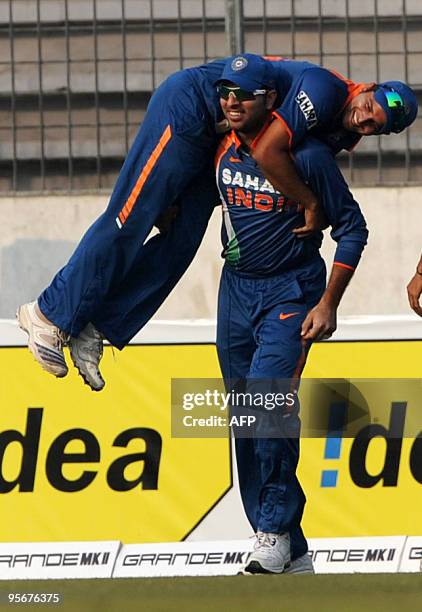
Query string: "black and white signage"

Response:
xmin=0 ymin=541 xmax=120 ymax=580
xmin=1 ymin=536 xmax=420 ymax=579
xmin=114 ymin=540 xmax=254 ymax=578
xmin=308 ymin=537 xmax=406 ymax=574
xmin=398 ymin=536 xmax=422 ymax=573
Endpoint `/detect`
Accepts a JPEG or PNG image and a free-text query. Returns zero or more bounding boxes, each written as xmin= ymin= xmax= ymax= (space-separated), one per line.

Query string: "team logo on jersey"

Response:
xmin=295 ymin=90 xmax=318 ymax=129
xmin=222 ymin=167 xmax=279 ymax=193
xmin=220 ymin=168 xmax=299 ymax=213
xmin=231 ymin=56 xmax=248 ymax=71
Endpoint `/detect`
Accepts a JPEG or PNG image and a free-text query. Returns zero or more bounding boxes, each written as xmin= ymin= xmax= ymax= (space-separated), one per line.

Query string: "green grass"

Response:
xmin=0 ymin=573 xmax=421 ymax=612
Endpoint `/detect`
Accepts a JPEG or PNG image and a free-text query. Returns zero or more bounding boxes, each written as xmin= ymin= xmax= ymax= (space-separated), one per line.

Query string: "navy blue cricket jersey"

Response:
xmin=268 ymin=58 xmax=363 ymax=152
xmin=215 ymin=125 xmax=368 ymax=277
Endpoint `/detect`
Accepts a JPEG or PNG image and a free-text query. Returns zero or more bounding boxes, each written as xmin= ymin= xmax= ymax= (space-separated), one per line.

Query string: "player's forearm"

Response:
xmin=300 ymin=258 xmax=356 ymax=341
xmin=301 ymin=264 xmax=354 ymax=341
xmin=320 ymin=264 xmax=355 ymax=309
xmin=253 ymin=146 xmax=318 ymax=210
xmin=252 ymin=119 xmax=318 ymax=209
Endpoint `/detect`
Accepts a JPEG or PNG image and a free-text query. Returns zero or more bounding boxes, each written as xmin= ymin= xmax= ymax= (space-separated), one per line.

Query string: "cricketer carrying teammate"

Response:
xmin=213 ymin=61 xmax=368 ymax=574
xmin=17 ymin=55 xmax=417 ymax=390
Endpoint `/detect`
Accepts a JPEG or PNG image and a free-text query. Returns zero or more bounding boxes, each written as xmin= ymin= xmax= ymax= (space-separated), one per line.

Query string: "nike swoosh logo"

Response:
xmin=229 ymin=156 xmax=241 ymax=163
xmin=279 ymin=312 xmax=300 ymax=320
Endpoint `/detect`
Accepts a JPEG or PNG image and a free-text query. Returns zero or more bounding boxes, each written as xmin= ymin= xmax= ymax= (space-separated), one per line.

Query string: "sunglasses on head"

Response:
xmin=217 ymin=83 xmax=268 ymax=101
xmin=382 ymin=88 xmax=406 ymax=132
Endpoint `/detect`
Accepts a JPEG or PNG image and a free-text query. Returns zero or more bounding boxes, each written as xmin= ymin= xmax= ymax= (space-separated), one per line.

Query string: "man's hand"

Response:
xmin=292 ymin=202 xmax=329 ymax=237
xmin=407 ymin=269 xmax=422 ymax=317
xmin=301 ymin=299 xmax=337 ymax=341
xmin=302 ymin=264 xmax=355 ymax=341
xmin=155 ymin=205 xmax=179 ymax=233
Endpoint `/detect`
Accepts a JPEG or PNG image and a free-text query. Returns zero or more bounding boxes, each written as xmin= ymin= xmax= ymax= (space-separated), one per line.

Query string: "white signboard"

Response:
xmin=115 ymin=537 xmax=408 ymax=577
xmin=114 ymin=540 xmax=254 ymax=578
xmin=308 ymin=536 xmax=406 ymax=574
xmin=0 ymin=541 xmax=121 ymax=580
xmin=0 ymin=536 xmax=417 ymax=579
xmin=398 ymin=537 xmax=422 ymax=573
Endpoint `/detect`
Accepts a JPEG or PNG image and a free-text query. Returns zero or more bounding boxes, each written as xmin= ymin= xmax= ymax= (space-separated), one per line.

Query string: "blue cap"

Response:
xmin=374 ymin=81 xmax=418 ymax=134
xmin=214 ymin=54 xmax=277 ymax=91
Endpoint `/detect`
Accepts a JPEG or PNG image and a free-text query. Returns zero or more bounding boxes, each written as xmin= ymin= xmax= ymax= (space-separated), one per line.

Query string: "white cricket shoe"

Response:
xmin=283 ymin=553 xmax=315 ymax=575
xmin=242 ymin=531 xmax=291 ymax=574
xmin=69 ymin=323 xmax=105 ymax=391
xmin=17 ymin=301 xmax=68 ymax=378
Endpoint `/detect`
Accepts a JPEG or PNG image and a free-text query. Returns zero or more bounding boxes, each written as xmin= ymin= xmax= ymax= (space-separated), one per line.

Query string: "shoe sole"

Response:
xmin=74 ymin=366 xmax=105 ymax=392
xmin=240 ymin=560 xmax=288 ymax=575
xmin=283 ymin=567 xmax=314 ymax=575
xmin=17 ymin=305 xmax=68 ymax=378
xmin=283 ymin=555 xmax=314 ymax=575
xmin=69 ymin=345 xmax=105 ymax=392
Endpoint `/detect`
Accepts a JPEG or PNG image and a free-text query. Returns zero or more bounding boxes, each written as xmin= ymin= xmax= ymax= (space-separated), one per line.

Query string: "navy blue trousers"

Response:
xmin=89 ymin=169 xmax=217 ymax=348
xmin=38 ymin=71 xmax=219 ymax=339
xmin=216 ymin=261 xmax=326 ymax=560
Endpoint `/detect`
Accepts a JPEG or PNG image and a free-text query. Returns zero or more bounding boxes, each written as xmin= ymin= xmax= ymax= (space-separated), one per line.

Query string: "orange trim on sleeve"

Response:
xmin=117 ymin=125 xmax=172 ymax=225
xmin=272 ymin=111 xmax=293 ymax=150
xmin=334 ymin=261 xmax=355 ymax=271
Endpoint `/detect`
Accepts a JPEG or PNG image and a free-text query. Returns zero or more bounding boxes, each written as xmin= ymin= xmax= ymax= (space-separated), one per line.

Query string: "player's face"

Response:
xmin=220 ymin=84 xmax=277 ymax=137
xmin=342 ymin=90 xmax=387 ymax=135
